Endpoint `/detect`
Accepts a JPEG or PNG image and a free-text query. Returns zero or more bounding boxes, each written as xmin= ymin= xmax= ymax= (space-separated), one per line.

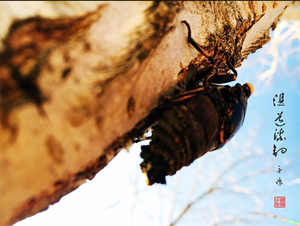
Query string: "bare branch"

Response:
xmin=169 ymin=153 xmax=263 ymax=226
xmin=250 ymin=211 xmax=300 ymax=225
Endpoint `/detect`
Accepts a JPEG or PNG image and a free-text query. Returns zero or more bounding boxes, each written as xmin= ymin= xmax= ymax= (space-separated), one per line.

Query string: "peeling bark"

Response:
xmin=0 ymin=1 xmax=292 ymax=225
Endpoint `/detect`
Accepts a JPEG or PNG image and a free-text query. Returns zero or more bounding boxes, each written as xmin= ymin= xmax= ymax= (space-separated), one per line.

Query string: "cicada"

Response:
xmin=140 ymin=21 xmax=253 ymax=185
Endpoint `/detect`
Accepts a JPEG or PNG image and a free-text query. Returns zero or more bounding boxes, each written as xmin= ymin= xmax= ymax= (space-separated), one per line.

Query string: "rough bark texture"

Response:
xmin=0 ymin=1 xmax=292 ymax=225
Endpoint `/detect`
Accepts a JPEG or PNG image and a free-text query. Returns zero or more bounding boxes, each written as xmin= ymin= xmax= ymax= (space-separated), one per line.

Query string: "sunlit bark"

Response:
xmin=0 ymin=1 xmax=292 ymax=225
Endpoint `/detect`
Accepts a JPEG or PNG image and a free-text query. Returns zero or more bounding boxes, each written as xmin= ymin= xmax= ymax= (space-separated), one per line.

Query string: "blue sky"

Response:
xmin=15 ymin=21 xmax=300 ymax=226
xmin=208 ymin=21 xmax=300 ymax=225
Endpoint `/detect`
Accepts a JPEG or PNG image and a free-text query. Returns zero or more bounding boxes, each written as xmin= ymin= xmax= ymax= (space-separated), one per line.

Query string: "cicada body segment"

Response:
xmin=139 ymin=21 xmax=253 ymax=185
xmin=140 ymin=83 xmax=252 ymax=185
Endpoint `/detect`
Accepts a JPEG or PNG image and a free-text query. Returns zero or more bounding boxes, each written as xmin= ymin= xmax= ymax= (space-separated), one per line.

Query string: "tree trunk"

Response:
xmin=0 ymin=1 xmax=292 ymax=225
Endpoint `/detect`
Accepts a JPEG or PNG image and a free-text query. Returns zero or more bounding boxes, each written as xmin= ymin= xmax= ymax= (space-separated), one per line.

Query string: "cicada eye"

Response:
xmin=224 ymin=101 xmax=245 ymax=141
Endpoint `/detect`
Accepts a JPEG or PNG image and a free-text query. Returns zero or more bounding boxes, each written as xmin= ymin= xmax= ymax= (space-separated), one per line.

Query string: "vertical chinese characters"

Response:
xmin=272 ymin=93 xmax=287 ymax=188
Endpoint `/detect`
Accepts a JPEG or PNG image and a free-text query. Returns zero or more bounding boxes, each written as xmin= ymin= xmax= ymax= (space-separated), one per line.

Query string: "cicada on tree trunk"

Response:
xmin=140 ymin=21 xmax=254 ymax=185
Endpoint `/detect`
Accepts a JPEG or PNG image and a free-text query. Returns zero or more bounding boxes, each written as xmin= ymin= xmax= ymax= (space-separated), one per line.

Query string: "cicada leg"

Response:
xmin=205 ymin=54 xmax=238 ymax=84
xmin=182 ymin=20 xmax=238 ymax=85
xmin=181 ymin=20 xmax=215 ymax=64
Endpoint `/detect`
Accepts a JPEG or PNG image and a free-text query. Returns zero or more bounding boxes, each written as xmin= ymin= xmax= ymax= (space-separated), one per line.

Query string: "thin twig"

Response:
xmin=211 ymin=216 xmax=259 ymax=226
xmin=169 ymin=154 xmax=261 ymax=225
xmin=250 ymin=211 xmax=300 ymax=225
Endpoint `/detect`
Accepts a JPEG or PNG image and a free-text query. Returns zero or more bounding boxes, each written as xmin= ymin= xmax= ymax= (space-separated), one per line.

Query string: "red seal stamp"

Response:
xmin=274 ymin=196 xmax=286 ymax=208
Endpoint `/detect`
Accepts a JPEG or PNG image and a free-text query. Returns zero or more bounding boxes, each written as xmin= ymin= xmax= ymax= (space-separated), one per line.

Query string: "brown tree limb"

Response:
xmin=0 ymin=1 xmax=292 ymax=225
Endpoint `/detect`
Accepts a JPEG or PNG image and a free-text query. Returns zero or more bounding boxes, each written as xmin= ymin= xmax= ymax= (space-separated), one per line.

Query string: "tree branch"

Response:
xmin=0 ymin=1 xmax=292 ymax=225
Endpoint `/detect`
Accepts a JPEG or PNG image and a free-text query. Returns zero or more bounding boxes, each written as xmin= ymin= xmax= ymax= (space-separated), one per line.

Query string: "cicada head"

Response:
xmin=220 ymin=83 xmax=253 ymax=146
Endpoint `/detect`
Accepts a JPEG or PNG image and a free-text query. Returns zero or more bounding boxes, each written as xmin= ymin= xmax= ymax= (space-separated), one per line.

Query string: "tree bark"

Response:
xmin=0 ymin=1 xmax=292 ymax=225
